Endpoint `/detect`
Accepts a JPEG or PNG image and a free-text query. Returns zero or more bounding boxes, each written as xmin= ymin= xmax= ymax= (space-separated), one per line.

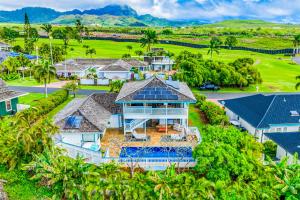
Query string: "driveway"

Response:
xmin=292 ymin=56 xmax=300 ymax=65
xmin=35 ymin=80 xmax=71 ymax=88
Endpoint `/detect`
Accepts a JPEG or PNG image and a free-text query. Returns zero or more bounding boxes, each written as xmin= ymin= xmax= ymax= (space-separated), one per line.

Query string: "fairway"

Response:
xmin=15 ymin=38 xmax=300 ymax=92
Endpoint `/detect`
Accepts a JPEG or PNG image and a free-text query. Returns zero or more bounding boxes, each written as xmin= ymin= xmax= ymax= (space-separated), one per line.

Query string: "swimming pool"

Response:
xmin=119 ymin=147 xmax=193 ymax=158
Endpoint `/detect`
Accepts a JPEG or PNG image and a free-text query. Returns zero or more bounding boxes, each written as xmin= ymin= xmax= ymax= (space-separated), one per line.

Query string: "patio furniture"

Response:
xmin=156 ymin=124 xmax=171 ymax=132
xmin=173 ymin=123 xmax=183 ymax=132
xmin=132 ymin=130 xmax=148 ymax=141
xmin=170 ymin=129 xmax=186 ymax=141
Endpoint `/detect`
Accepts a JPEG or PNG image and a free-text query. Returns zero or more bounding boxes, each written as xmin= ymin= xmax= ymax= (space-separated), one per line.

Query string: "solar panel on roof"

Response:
xmin=145 ymin=95 xmax=155 ymax=100
xmin=65 ymin=116 xmax=83 ymax=129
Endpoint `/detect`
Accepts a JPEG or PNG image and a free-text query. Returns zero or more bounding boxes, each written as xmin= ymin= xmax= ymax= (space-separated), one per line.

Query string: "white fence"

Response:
xmin=97 ymin=79 xmax=109 ymax=85
xmin=80 ymin=79 xmax=95 ymax=85
xmin=56 ymin=142 xmax=196 ymax=169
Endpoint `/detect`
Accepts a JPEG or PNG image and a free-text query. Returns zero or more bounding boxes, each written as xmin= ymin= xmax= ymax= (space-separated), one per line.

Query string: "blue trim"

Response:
xmin=116 ymin=100 xmax=196 ymax=104
xmin=269 ymin=123 xmax=300 ymax=127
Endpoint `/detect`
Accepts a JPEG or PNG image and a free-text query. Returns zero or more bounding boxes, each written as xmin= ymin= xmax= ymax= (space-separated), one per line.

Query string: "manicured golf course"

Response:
xmin=15 ymin=38 xmax=300 ymax=92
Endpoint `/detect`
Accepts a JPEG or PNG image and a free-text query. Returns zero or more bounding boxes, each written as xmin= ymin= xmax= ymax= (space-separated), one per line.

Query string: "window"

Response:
xmin=276 ymin=128 xmax=282 ymax=132
xmin=5 ymin=100 xmax=12 ymax=111
xmin=283 ymin=127 xmax=287 ymax=132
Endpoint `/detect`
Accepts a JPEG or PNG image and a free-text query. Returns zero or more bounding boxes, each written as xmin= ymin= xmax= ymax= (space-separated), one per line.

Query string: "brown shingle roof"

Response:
xmin=99 ymin=59 xmax=132 ymax=72
xmin=54 ymin=93 xmax=121 ymax=132
xmin=0 ymin=79 xmax=26 ymax=102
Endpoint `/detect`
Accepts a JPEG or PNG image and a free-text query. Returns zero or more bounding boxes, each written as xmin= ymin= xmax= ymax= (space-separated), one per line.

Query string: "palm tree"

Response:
xmin=63 ymin=81 xmax=79 ymax=97
xmin=33 ymin=61 xmax=56 ymax=97
xmin=296 ymin=75 xmax=300 ymax=90
xmin=17 ymin=54 xmax=31 ymax=79
xmin=110 ymin=80 xmax=124 ymax=93
xmin=140 ymin=30 xmax=158 ymax=52
xmin=41 ymin=24 xmax=54 ymax=65
xmin=85 ymin=48 xmax=96 ymax=58
xmin=126 ymin=45 xmax=133 ymax=53
xmin=207 ymin=36 xmax=222 ymax=59
xmin=135 ymin=50 xmax=143 ymax=57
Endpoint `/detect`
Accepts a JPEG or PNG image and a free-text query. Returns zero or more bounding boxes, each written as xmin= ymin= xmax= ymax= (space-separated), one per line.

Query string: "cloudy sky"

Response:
xmin=0 ymin=0 xmax=299 ymax=22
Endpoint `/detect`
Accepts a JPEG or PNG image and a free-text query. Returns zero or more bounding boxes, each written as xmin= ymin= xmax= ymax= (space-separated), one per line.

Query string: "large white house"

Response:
xmin=54 ymin=76 xmax=201 ymax=169
xmin=144 ymin=56 xmax=175 ymax=72
xmin=221 ymin=94 xmax=300 ymax=162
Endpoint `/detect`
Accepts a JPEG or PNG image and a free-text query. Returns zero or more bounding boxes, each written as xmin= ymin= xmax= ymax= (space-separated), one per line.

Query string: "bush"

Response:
xmin=195 ymin=94 xmax=229 ymax=126
xmin=0 ymin=72 xmax=20 ymax=81
xmin=263 ymin=141 xmax=277 ymax=160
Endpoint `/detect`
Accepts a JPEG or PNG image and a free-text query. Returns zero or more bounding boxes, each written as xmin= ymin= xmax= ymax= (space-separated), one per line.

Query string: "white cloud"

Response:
xmin=0 ymin=0 xmax=299 ymax=22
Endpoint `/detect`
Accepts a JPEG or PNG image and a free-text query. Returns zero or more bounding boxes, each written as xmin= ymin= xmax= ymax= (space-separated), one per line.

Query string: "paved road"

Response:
xmin=293 ymin=57 xmax=300 ymax=65
xmin=9 ymin=86 xmax=300 ymax=100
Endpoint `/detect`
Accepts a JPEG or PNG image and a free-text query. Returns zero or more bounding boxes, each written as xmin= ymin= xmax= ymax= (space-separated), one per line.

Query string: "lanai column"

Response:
xmin=165 ymin=103 xmax=168 ymax=134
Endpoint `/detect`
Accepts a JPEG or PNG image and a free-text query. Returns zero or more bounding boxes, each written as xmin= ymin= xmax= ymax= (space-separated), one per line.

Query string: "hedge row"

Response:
xmin=22 ymin=90 xmax=69 ymax=120
xmin=195 ymin=94 xmax=229 ymax=126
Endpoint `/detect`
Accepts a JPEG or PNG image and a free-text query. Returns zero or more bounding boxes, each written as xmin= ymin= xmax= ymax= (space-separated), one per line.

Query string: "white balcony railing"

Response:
xmin=123 ymin=107 xmax=187 ymax=118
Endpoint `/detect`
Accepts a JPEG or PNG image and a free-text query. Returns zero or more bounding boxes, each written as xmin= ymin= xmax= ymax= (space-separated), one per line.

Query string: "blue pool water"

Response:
xmin=119 ymin=147 xmax=193 ymax=158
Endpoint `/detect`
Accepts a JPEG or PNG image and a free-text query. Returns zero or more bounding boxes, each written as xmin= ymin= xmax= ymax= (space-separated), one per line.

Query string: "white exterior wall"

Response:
xmin=97 ymin=79 xmax=110 ymax=85
xmin=98 ymin=71 xmax=131 ymax=80
xmin=80 ymin=79 xmax=95 ymax=85
xmin=276 ymin=145 xmax=299 ymax=164
xmin=108 ymin=115 xmax=121 ymax=128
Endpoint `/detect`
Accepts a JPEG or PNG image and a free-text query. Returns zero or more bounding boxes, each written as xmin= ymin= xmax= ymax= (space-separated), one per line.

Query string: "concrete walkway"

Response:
xmin=35 ymin=80 xmax=71 ymax=88
xmin=292 ymin=56 xmax=300 ymax=65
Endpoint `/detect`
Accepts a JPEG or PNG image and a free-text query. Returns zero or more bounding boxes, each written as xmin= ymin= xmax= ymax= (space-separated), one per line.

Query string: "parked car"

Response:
xmin=199 ymin=83 xmax=220 ymax=91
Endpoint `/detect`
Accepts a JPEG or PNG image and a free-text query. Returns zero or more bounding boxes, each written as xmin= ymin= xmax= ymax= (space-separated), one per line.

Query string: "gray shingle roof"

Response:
xmin=0 ymin=79 xmax=26 ymax=102
xmin=99 ymin=59 xmax=132 ymax=72
xmin=264 ymin=132 xmax=300 ymax=156
xmin=221 ymin=94 xmax=300 ymax=129
xmin=124 ymin=59 xmax=149 ymax=67
xmin=54 ymin=93 xmax=121 ymax=132
xmin=116 ymin=76 xmax=196 ymax=102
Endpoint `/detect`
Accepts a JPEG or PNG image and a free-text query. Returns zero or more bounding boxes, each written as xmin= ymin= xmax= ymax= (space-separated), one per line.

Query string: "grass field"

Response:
xmin=6 ymin=77 xmax=59 ymax=86
xmin=18 ymin=93 xmax=45 ymax=106
xmin=14 ymin=38 xmax=300 ymax=92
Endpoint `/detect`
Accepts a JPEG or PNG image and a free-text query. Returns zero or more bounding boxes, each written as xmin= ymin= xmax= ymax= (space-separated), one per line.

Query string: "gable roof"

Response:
xmin=221 ymin=94 xmax=300 ymax=129
xmin=124 ymin=59 xmax=149 ymax=67
xmin=264 ymin=132 xmax=300 ymax=157
xmin=116 ymin=76 xmax=196 ymax=103
xmin=54 ymin=93 xmax=122 ymax=132
xmin=99 ymin=59 xmax=132 ymax=72
xmin=0 ymin=79 xmax=27 ymax=102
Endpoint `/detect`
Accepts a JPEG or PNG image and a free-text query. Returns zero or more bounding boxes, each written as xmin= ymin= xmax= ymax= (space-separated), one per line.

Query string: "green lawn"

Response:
xmin=80 ymin=85 xmax=110 ymax=91
xmin=6 ymin=77 xmax=59 ymax=86
xmin=189 ymin=104 xmax=206 ymax=129
xmin=18 ymin=93 xmax=45 ymax=106
xmin=0 ymin=165 xmax=53 ymax=200
xmin=14 ymin=38 xmax=300 ymax=92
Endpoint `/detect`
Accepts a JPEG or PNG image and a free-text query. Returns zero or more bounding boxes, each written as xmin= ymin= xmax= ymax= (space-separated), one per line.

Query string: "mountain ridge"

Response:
xmin=0 ymin=5 xmax=204 ymax=27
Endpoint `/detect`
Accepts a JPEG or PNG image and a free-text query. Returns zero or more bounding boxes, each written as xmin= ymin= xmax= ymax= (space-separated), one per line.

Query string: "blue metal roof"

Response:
xmin=8 ymin=52 xmax=38 ymax=60
xmin=264 ymin=132 xmax=300 ymax=156
xmin=220 ymin=94 xmax=300 ymax=128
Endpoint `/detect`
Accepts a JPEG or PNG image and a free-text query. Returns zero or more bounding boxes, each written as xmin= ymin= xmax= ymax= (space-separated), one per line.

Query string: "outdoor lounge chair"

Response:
xmin=132 ymin=130 xmax=148 ymax=141
xmin=170 ymin=129 xmax=186 ymax=141
xmin=173 ymin=123 xmax=183 ymax=132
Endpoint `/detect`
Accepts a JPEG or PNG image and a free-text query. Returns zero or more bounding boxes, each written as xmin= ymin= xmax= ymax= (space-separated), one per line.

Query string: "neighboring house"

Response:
xmin=116 ymin=76 xmax=196 ymax=135
xmin=54 ymin=93 xmax=122 ymax=149
xmin=264 ymin=132 xmax=300 ymax=163
xmin=125 ymin=59 xmax=149 ymax=71
xmin=0 ymin=52 xmax=37 ymax=65
xmin=144 ymin=56 xmax=175 ymax=72
xmin=97 ymin=59 xmax=133 ymax=80
xmin=0 ymin=42 xmax=11 ymax=51
xmin=0 ymin=79 xmax=27 ymax=117
xmin=55 ymin=58 xmax=148 ymax=79
xmin=220 ymin=94 xmax=300 ymax=142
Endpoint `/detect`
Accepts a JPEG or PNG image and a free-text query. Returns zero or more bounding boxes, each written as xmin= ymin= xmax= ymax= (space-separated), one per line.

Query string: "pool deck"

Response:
xmin=100 ymin=128 xmax=198 ymax=157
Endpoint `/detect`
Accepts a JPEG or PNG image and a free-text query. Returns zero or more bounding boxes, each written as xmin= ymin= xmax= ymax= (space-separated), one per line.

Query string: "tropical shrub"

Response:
xmin=0 ymin=72 xmax=20 ymax=81
xmin=174 ymin=51 xmax=262 ymax=88
xmin=263 ymin=140 xmax=277 ymax=160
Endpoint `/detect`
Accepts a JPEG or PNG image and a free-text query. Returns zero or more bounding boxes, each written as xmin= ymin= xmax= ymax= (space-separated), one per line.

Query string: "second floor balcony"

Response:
xmin=123 ymin=106 xmax=188 ymax=119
